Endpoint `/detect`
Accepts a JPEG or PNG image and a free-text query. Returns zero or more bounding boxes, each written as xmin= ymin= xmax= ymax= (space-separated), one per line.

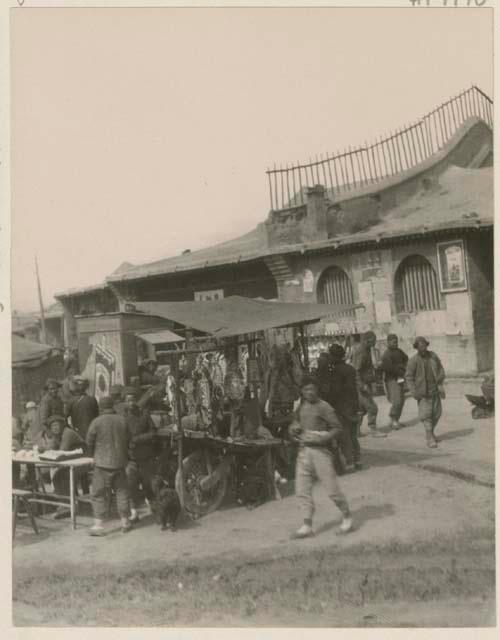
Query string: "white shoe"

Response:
xmin=292 ymin=524 xmax=314 ymax=539
xmin=338 ymin=516 xmax=353 ymax=534
xmin=89 ymin=520 xmax=105 ymax=537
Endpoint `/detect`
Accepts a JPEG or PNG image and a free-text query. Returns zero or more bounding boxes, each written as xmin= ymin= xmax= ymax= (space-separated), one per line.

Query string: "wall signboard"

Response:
xmin=437 ymin=240 xmax=468 ymax=293
xmin=303 ymin=269 xmax=314 ymax=293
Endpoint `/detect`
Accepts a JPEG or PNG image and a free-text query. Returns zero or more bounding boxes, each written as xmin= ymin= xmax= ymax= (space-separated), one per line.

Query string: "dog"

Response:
xmin=151 ymin=475 xmax=181 ymax=531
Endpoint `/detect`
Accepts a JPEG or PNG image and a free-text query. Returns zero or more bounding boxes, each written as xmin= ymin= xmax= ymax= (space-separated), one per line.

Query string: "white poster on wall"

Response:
xmin=303 ymin=269 xmax=314 ymax=293
xmin=375 ymin=300 xmax=392 ymax=324
xmin=358 ymin=281 xmax=373 ymax=306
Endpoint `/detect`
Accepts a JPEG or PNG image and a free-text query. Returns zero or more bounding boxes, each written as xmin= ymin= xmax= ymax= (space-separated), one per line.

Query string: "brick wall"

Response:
xmin=466 ymin=229 xmax=494 ymax=372
xmin=277 ymin=234 xmax=483 ymax=376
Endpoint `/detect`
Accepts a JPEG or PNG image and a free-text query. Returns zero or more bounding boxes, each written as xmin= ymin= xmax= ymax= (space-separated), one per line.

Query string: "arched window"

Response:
xmin=395 ymin=255 xmax=441 ymax=313
xmin=318 ymin=266 xmax=355 ymax=311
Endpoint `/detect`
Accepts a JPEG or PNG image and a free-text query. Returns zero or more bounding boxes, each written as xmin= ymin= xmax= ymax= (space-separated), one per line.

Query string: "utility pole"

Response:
xmin=35 ymin=255 xmax=47 ymax=343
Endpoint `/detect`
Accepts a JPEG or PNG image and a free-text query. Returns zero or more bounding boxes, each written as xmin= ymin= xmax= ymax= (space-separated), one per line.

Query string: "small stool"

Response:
xmin=12 ymin=489 xmax=39 ymax=538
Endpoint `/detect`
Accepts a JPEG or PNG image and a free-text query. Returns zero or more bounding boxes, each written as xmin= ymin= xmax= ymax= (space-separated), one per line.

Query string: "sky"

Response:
xmin=10 ymin=7 xmax=493 ymax=312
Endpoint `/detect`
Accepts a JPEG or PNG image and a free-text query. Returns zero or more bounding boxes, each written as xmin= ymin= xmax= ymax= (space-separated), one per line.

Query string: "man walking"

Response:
xmin=289 ymin=376 xmax=353 ymax=539
xmin=405 ymin=336 xmax=446 ymax=448
xmin=329 ymin=344 xmax=362 ymax=471
xmin=380 ymin=334 xmax=409 ymax=431
xmin=86 ymin=396 xmax=132 ymax=536
xmin=352 ymin=331 xmax=386 ymax=438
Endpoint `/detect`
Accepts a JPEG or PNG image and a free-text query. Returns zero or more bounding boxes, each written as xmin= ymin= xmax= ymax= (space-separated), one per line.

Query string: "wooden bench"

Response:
xmin=12 ymin=489 xmax=39 ymax=538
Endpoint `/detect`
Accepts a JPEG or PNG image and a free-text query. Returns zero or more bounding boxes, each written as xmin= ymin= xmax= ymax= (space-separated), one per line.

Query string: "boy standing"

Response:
xmin=289 ymin=376 xmax=353 ymax=539
xmin=86 ymin=396 xmax=132 ymax=536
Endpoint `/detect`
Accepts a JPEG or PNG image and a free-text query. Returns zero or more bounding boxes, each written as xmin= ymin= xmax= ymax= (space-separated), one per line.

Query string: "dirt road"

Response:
xmin=12 ymin=384 xmax=495 ymax=626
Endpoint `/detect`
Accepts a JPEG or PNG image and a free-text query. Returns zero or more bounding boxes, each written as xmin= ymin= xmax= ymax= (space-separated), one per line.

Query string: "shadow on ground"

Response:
xmin=315 ymin=503 xmax=395 ymax=535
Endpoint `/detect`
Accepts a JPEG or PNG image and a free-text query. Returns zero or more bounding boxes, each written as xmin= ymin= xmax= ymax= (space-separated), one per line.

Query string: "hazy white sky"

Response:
xmin=11 ymin=7 xmax=493 ymax=311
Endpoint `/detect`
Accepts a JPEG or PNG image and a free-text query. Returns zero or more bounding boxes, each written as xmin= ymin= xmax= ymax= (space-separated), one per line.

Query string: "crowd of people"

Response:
xmin=288 ymin=332 xmax=446 ymax=538
xmin=12 ymin=374 xmax=172 ymax=534
xmin=12 ymin=332 xmax=446 ymax=539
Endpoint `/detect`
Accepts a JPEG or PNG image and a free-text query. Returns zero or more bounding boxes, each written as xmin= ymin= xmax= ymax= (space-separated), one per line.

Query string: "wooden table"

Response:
xmin=12 ymin=455 xmax=94 ymax=530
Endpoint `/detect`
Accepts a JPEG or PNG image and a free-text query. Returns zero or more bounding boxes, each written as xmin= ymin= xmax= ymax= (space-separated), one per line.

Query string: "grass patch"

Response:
xmin=13 ymin=533 xmax=495 ymax=627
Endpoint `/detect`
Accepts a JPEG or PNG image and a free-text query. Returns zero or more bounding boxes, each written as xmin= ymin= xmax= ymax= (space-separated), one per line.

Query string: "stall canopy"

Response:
xmin=136 ymin=328 xmax=185 ymax=345
xmin=12 ymin=335 xmax=53 ymax=367
xmin=133 ymin=296 xmax=362 ymax=338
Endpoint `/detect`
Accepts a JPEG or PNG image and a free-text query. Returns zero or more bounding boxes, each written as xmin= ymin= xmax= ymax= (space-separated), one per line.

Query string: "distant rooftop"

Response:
xmin=56 ymin=86 xmax=493 ymax=297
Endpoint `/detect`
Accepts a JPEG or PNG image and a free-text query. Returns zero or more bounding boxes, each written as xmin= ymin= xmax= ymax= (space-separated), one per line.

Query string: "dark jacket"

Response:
xmin=406 ymin=351 xmax=445 ymax=401
xmin=65 ymin=393 xmax=99 ymax=439
xmin=380 ymin=347 xmax=408 ymax=381
xmin=86 ymin=411 xmax=130 ymax=469
xmin=60 ymin=427 xmax=86 ymax=452
xmin=39 ymin=393 xmax=64 ymax=428
xmin=124 ymin=406 xmax=158 ymax=463
xmin=351 ymin=342 xmax=376 ymax=387
xmin=330 ymin=362 xmax=360 ymax=424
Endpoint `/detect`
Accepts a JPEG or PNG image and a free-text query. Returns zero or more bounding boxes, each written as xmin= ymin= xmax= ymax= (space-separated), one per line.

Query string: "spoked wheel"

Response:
xmin=175 ymin=450 xmax=228 ymax=517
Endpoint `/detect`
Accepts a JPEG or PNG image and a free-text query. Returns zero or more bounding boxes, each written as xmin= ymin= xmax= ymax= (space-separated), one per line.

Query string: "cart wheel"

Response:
xmin=176 ymin=450 xmax=228 ymax=517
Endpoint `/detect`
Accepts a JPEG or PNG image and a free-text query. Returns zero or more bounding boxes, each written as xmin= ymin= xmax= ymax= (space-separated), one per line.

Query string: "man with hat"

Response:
xmin=39 ymin=378 xmax=64 ymax=429
xmin=289 ymin=375 xmax=353 ymax=539
xmin=139 ymin=359 xmax=161 ymax=386
xmin=329 ymin=344 xmax=362 ymax=471
xmin=21 ymin=401 xmax=41 ymax=447
xmin=405 ymin=337 xmax=446 ymax=448
xmin=86 ymin=396 xmax=132 ymax=535
xmin=351 ymin=331 xmax=386 ymax=438
xmin=123 ymin=386 xmax=159 ymax=523
xmin=64 ymin=375 xmax=99 ymax=440
xmin=380 ymin=334 xmax=409 ymax=431
xmin=110 ymin=384 xmax=126 ymax=415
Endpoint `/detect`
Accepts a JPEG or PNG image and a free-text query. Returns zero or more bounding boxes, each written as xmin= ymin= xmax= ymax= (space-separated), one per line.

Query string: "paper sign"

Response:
xmin=375 ymin=300 xmax=392 ymax=324
xmin=303 ymin=269 xmax=314 ymax=293
xmin=358 ymin=281 xmax=373 ymax=306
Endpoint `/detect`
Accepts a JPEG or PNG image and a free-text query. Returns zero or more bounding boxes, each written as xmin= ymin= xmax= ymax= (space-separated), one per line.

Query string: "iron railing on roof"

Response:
xmin=266 ymin=85 xmax=493 ymax=211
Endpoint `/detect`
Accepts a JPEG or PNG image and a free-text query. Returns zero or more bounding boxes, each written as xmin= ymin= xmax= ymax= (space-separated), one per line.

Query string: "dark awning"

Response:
xmin=12 ymin=335 xmax=54 ymax=367
xmin=132 ymin=296 xmax=362 ymax=338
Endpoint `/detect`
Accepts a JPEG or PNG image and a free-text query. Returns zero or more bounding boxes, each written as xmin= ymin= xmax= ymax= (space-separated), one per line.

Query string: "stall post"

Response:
xmin=171 ymin=352 xmax=185 ymax=510
xmin=300 ymin=324 xmax=310 ymax=371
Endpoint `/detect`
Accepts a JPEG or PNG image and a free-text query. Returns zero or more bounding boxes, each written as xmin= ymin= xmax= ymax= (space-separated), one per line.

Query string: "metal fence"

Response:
xmin=266 ymin=85 xmax=493 ymax=211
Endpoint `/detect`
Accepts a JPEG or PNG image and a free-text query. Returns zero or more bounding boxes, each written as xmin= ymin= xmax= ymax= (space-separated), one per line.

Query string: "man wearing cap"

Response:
xmin=86 ymin=396 xmax=132 ymax=535
xmin=139 ymin=360 xmax=161 ymax=386
xmin=21 ymin=401 xmax=41 ymax=447
xmin=405 ymin=337 xmax=446 ymax=448
xmin=110 ymin=384 xmax=126 ymax=415
xmin=64 ymin=376 xmax=99 ymax=440
xmin=351 ymin=331 xmax=386 ymax=438
xmin=380 ymin=334 xmax=409 ymax=431
xmin=39 ymin=379 xmax=64 ymax=429
xmin=123 ymin=387 xmax=159 ymax=523
xmin=329 ymin=344 xmax=362 ymax=471
xmin=289 ymin=375 xmax=353 ymax=539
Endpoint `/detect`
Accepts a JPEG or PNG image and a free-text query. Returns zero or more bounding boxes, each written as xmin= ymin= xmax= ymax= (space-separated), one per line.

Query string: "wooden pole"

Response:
xmin=172 ymin=353 xmax=185 ymax=510
xmin=35 ymin=255 xmax=47 ymax=343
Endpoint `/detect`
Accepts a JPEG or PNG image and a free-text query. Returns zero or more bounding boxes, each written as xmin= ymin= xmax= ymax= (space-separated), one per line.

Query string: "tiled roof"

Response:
xmin=108 ymin=165 xmax=492 ymax=283
xmin=107 ymin=226 xmax=267 ymax=282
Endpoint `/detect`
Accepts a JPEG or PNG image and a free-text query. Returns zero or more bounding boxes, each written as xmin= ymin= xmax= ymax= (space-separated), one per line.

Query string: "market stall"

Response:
xmin=12 ymin=335 xmax=64 ymax=417
xmin=121 ymin=296 xmax=357 ymax=517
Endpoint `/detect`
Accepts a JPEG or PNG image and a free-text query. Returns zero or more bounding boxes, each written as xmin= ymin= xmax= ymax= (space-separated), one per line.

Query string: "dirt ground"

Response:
xmin=12 ymin=380 xmax=496 ymax=626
